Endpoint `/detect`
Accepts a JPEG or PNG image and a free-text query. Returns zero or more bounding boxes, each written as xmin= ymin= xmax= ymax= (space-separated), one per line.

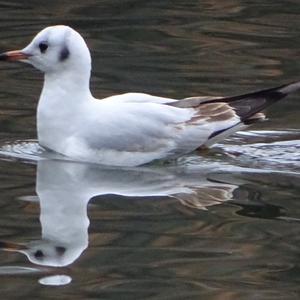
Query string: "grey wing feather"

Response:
xmin=169 ymin=81 xmax=300 ymax=145
xmin=170 ymin=81 xmax=300 ymax=123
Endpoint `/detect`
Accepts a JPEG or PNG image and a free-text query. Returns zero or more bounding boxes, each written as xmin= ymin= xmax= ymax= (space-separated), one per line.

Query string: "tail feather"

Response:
xmin=170 ymin=81 xmax=300 ymax=147
xmin=173 ymin=81 xmax=300 ymax=123
xmin=205 ymin=81 xmax=300 ymax=122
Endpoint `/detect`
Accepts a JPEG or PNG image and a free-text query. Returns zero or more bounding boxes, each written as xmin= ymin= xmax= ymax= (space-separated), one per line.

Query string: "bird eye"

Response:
xmin=39 ymin=42 xmax=48 ymax=53
xmin=34 ymin=249 xmax=44 ymax=258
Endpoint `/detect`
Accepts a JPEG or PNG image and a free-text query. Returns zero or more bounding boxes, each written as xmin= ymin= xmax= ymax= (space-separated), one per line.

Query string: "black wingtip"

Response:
xmin=208 ymin=81 xmax=300 ymax=122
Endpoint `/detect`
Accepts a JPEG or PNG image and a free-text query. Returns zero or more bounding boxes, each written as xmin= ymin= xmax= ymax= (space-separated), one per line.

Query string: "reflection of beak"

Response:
xmin=0 ymin=240 xmax=28 ymax=252
xmin=0 ymin=50 xmax=31 ymax=61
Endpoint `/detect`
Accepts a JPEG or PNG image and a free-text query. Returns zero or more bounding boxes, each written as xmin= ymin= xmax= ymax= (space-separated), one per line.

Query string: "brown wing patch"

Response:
xmin=169 ymin=81 xmax=300 ymax=124
xmin=188 ymin=102 xmax=237 ymax=125
xmin=171 ymin=96 xmax=223 ymax=108
xmin=198 ymin=103 xmax=231 ymax=116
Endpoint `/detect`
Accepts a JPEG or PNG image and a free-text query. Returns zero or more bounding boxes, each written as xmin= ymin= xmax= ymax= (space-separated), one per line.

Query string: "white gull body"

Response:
xmin=1 ymin=25 xmax=299 ymax=166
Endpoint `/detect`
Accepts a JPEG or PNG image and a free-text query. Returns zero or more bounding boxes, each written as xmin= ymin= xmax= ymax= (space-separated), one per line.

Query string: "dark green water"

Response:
xmin=0 ymin=1 xmax=299 ymax=299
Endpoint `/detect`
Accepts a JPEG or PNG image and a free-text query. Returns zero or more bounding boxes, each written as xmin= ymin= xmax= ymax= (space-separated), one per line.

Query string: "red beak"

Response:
xmin=0 ymin=240 xmax=28 ymax=252
xmin=0 ymin=50 xmax=31 ymax=61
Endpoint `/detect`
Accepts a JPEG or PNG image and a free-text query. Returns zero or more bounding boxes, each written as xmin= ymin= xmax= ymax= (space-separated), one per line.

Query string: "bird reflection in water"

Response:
xmin=0 ymin=159 xmax=238 ymax=285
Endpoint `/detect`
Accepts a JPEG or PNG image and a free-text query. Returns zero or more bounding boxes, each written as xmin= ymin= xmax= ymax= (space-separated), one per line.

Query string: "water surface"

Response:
xmin=0 ymin=1 xmax=299 ymax=299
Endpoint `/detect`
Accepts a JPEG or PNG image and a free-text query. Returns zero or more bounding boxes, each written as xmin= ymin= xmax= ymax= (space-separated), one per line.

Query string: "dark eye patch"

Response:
xmin=39 ymin=42 xmax=48 ymax=53
xmin=55 ymin=246 xmax=66 ymax=255
xmin=59 ymin=46 xmax=70 ymax=61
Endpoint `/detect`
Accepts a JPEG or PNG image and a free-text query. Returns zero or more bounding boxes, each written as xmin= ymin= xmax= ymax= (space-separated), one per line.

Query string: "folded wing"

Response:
xmin=170 ymin=81 xmax=300 ymax=147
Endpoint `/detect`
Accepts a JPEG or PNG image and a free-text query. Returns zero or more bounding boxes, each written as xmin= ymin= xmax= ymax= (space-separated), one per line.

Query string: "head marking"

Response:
xmin=59 ymin=46 xmax=70 ymax=61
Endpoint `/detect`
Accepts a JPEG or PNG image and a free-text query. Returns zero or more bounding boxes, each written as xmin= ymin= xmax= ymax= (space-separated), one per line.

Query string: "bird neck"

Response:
xmin=42 ymin=68 xmax=92 ymax=102
xmin=37 ymin=68 xmax=93 ymax=147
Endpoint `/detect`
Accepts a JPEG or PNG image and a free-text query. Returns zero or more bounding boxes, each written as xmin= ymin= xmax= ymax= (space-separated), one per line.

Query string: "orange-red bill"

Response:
xmin=0 ymin=50 xmax=30 ymax=61
xmin=0 ymin=240 xmax=27 ymax=252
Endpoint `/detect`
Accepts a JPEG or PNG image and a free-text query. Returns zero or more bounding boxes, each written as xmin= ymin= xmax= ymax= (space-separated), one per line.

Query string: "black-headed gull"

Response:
xmin=0 ymin=25 xmax=299 ymax=166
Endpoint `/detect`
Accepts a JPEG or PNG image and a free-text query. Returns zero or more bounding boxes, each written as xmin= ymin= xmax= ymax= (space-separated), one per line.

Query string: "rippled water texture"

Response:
xmin=0 ymin=1 xmax=299 ymax=299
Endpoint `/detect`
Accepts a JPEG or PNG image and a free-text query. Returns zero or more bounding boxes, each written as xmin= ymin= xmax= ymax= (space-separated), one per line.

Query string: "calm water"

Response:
xmin=0 ymin=1 xmax=299 ymax=299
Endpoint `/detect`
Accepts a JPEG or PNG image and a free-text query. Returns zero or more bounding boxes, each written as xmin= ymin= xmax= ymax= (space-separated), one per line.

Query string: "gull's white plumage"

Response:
xmin=0 ymin=25 xmax=299 ymax=166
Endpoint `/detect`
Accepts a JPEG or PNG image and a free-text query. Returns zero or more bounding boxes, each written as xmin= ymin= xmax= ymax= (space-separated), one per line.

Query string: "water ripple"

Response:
xmin=216 ymin=130 xmax=300 ymax=172
xmin=0 ymin=130 xmax=298 ymax=173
